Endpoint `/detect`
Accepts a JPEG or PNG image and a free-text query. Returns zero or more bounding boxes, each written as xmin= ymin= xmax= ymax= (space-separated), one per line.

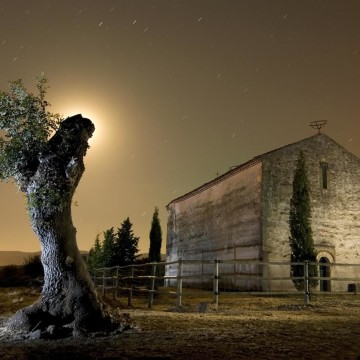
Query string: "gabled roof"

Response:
xmin=255 ymin=132 xmax=324 ymax=159
xmin=166 ymin=133 xmax=347 ymax=207
xmin=166 ymin=157 xmax=261 ymax=208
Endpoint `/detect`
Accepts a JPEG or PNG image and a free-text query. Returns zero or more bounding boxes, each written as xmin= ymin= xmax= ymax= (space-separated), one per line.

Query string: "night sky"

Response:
xmin=1 ymin=0 xmax=360 ymax=254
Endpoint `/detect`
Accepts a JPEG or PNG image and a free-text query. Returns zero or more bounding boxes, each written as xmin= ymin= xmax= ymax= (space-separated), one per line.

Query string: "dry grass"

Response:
xmin=1 ymin=287 xmax=360 ymax=359
xmin=0 ymin=288 xmax=39 ymax=315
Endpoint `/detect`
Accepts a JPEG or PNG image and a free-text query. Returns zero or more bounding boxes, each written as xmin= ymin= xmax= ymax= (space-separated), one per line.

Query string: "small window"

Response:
xmin=320 ymin=162 xmax=328 ymax=189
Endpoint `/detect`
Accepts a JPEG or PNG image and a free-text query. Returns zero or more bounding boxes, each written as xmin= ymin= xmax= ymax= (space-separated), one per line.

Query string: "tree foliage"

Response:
xmin=115 ymin=217 xmax=139 ymax=266
xmin=88 ymin=218 xmax=140 ymax=271
xmin=87 ymin=234 xmax=103 ymax=272
xmin=102 ymin=227 xmax=116 ymax=267
xmin=0 ymin=74 xmax=61 ymax=185
xmin=289 ymin=151 xmax=318 ymax=290
xmin=149 ymin=207 xmax=162 ymax=263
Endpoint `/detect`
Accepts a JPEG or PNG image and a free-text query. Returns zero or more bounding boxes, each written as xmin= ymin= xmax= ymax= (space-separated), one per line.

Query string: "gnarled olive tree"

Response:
xmin=0 ymin=75 xmax=122 ymax=338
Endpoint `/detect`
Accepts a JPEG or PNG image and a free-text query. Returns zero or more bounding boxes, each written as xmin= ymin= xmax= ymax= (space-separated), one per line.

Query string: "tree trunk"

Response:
xmin=8 ymin=115 xmax=120 ymax=337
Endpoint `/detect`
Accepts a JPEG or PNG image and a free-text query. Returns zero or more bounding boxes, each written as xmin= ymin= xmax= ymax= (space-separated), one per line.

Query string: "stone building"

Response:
xmin=165 ymin=133 xmax=360 ymax=292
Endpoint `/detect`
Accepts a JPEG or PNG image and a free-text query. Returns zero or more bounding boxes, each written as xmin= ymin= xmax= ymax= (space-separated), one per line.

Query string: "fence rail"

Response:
xmin=93 ymin=259 xmax=360 ymax=308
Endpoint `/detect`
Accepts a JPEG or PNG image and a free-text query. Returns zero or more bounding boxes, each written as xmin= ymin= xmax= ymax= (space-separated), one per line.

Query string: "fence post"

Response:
xmin=102 ymin=268 xmax=106 ymax=297
xmin=128 ymin=265 xmax=134 ymax=306
xmin=148 ymin=263 xmax=157 ymax=309
xmin=213 ymin=259 xmax=220 ymax=309
xmin=201 ymin=250 xmax=204 ymax=289
xmin=114 ymin=267 xmax=119 ymax=299
xmin=304 ymin=261 xmax=310 ymax=305
xmin=176 ymin=259 xmax=183 ymax=309
xmin=233 ymin=245 xmax=237 ymax=292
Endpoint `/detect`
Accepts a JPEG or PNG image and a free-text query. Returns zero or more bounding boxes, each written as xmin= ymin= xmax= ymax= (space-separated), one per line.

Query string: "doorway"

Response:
xmin=319 ymin=257 xmax=331 ymax=292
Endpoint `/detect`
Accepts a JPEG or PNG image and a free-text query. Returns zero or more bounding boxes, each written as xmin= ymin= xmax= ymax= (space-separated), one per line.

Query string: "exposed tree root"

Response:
xmin=7 ymin=300 xmax=132 ymax=340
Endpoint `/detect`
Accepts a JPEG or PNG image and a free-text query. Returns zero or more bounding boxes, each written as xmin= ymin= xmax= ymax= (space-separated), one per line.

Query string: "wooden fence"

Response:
xmin=93 ymin=259 xmax=360 ymax=308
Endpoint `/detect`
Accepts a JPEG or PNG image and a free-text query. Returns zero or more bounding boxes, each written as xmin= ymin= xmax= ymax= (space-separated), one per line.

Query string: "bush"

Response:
xmin=0 ymin=265 xmax=26 ymax=287
xmin=23 ymin=255 xmax=44 ymax=279
xmin=0 ymin=255 xmax=44 ymax=287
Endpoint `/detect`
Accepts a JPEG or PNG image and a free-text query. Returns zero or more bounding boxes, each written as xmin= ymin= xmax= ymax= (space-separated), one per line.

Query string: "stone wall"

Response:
xmin=166 ymin=161 xmax=263 ymax=287
xmin=260 ymin=133 xmax=360 ymax=291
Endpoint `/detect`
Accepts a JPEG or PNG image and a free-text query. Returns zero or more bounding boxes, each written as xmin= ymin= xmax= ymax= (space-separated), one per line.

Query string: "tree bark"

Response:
xmin=8 ymin=115 xmax=119 ymax=337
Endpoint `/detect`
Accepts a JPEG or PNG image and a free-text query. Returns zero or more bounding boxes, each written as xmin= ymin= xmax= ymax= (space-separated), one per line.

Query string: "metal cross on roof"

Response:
xmin=309 ymin=120 xmax=327 ymax=133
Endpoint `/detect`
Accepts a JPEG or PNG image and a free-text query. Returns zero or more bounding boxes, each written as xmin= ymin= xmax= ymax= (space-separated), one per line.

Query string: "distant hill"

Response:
xmin=0 ymin=251 xmax=90 ymax=266
xmin=0 ymin=251 xmax=41 ymax=266
xmin=0 ymin=251 xmax=164 ymax=267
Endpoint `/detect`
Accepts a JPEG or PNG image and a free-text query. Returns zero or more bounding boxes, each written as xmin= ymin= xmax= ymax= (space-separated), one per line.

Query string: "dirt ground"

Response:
xmin=0 ymin=288 xmax=360 ymax=359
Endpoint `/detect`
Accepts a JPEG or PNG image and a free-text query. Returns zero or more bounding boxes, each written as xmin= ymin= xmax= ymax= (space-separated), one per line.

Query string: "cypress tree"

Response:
xmin=289 ymin=151 xmax=318 ymax=290
xmin=149 ymin=207 xmax=162 ymax=263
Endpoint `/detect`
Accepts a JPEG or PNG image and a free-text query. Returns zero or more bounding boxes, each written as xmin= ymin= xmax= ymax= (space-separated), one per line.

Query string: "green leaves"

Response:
xmin=87 ymin=218 xmax=140 ymax=271
xmin=115 ymin=218 xmax=140 ymax=266
xmin=289 ymin=151 xmax=318 ymax=289
xmin=0 ymin=74 xmax=62 ymax=184
xmin=149 ymin=207 xmax=162 ymax=263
